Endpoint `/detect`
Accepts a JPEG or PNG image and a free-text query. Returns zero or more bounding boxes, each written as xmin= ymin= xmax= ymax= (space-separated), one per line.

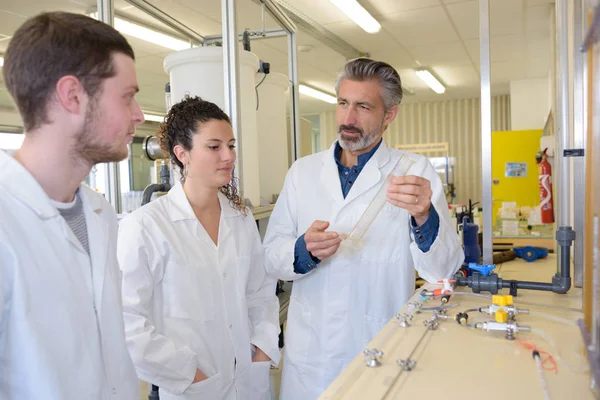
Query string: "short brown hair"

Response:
xmin=3 ymin=12 xmax=135 ymax=131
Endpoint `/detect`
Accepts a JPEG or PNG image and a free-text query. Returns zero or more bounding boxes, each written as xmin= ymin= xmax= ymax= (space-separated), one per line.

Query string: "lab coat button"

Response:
xmin=229 ymin=324 xmax=233 ymax=329
xmin=111 ymin=388 xmax=116 ymax=395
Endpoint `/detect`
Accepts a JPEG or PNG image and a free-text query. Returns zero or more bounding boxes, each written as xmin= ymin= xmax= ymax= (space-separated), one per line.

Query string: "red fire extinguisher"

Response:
xmin=537 ymin=148 xmax=554 ymax=223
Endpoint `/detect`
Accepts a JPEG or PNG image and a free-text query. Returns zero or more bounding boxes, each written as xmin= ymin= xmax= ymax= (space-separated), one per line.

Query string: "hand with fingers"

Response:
xmin=386 ymin=175 xmax=433 ymax=226
xmin=304 ymin=220 xmax=342 ymax=261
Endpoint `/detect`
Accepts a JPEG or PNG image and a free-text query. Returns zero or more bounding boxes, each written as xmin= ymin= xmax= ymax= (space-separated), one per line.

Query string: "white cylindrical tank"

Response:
xmin=255 ymin=72 xmax=289 ymax=204
xmin=164 ymin=47 xmax=261 ymax=207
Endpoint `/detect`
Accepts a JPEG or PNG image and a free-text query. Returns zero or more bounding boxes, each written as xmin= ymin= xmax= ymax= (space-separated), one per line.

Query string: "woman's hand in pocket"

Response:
xmin=193 ymin=368 xmax=208 ymax=383
xmin=252 ymin=347 xmax=271 ymax=363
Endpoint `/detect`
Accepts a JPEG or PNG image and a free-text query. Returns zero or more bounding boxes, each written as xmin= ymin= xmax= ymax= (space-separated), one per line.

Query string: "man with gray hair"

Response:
xmin=264 ymin=58 xmax=463 ymax=399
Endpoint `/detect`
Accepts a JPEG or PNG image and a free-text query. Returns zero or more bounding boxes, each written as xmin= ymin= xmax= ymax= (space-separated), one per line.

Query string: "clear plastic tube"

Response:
xmin=342 ymin=153 xmax=415 ymax=243
xmin=528 ymin=310 xmax=578 ymax=326
xmin=511 ymin=299 xmax=582 ymax=314
xmin=528 ymin=328 xmax=590 ymax=373
xmin=450 ymin=292 xmax=493 ymax=300
xmin=534 ymin=352 xmax=552 ymax=400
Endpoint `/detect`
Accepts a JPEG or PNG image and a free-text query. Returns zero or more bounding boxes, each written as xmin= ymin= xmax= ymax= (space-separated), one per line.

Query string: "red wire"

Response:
xmin=517 ymin=339 xmax=558 ymax=374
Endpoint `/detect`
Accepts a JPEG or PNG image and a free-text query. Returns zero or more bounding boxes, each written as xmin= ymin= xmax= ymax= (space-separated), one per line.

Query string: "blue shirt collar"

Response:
xmin=334 ymin=138 xmax=383 ymax=169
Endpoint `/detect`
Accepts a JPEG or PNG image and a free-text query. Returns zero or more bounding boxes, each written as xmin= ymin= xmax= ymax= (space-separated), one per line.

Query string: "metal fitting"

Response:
xmin=364 ymin=349 xmax=384 ymax=368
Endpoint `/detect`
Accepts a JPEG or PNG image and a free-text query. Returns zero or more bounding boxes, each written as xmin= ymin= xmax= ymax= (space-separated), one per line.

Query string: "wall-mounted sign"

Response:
xmin=505 ymin=162 xmax=528 ymax=177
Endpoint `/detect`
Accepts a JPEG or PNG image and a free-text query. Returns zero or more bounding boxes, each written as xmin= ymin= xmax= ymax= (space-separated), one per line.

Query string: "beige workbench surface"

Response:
xmin=320 ymin=255 xmax=592 ymax=400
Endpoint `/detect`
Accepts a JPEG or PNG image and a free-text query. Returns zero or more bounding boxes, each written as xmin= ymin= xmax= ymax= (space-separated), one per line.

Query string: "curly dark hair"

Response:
xmin=157 ymin=95 xmax=246 ymax=214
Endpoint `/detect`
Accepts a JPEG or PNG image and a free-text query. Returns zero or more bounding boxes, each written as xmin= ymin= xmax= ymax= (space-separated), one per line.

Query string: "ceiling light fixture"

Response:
xmin=329 ymin=0 xmax=381 ymax=34
xmin=414 ymin=68 xmax=446 ymax=94
xmin=143 ymin=113 xmax=166 ymax=123
xmin=299 ymin=84 xmax=337 ymax=104
xmin=89 ymin=13 xmax=191 ymax=51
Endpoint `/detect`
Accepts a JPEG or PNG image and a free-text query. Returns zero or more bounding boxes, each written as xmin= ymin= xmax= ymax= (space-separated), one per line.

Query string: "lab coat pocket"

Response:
xmin=180 ymin=372 xmax=222 ymax=398
xmin=239 ymin=362 xmax=271 ymax=400
xmin=162 ymin=261 xmax=215 ymax=321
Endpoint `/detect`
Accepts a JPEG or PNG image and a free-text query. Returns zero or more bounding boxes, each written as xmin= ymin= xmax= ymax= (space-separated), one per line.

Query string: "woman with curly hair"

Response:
xmin=117 ymin=96 xmax=280 ymax=400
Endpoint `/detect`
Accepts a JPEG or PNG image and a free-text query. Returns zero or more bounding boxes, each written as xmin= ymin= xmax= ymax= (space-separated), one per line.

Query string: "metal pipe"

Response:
xmin=479 ymin=0 xmax=493 ymax=265
xmin=288 ymin=31 xmax=301 ymax=163
xmin=124 ymin=0 xmax=204 ymax=44
xmin=261 ymin=1 xmax=265 ymax=35
xmin=97 ymin=0 xmax=122 ymax=213
xmin=203 ymin=28 xmax=287 ymax=45
xmin=222 ymin=0 xmax=244 ymax=196
xmin=556 ymin=0 xmax=571 ymax=228
xmin=573 ymin=0 xmax=586 ymax=289
xmin=261 ymin=0 xmax=364 ymax=59
xmin=97 ymin=0 xmax=114 ymax=26
xmin=261 ymin=0 xmax=296 ymax=33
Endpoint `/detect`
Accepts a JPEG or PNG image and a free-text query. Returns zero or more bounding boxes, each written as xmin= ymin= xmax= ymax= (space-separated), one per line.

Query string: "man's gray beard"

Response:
xmin=337 ymin=130 xmax=380 ymax=151
xmin=337 ymin=118 xmax=385 ymax=151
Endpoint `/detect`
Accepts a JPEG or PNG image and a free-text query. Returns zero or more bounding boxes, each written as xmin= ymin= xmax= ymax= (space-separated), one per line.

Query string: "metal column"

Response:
xmin=556 ymin=0 xmax=572 ymax=229
xmin=97 ymin=0 xmax=114 ymax=25
xmin=288 ymin=31 xmax=301 ymax=162
xmin=479 ymin=0 xmax=493 ymax=265
xmin=97 ymin=0 xmax=121 ymax=213
xmin=222 ymin=0 xmax=243 ymax=195
xmin=259 ymin=0 xmax=300 ymax=164
xmin=573 ymin=0 xmax=586 ymax=288
xmin=554 ymin=0 xmax=575 ymax=283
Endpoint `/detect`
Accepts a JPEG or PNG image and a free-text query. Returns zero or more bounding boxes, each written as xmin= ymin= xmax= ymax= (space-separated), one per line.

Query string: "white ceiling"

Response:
xmin=0 ymin=0 xmax=553 ymax=126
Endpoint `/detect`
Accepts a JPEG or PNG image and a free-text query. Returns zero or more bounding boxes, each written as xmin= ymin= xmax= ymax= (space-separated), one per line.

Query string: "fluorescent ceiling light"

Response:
xmin=89 ymin=13 xmax=190 ymax=51
xmin=329 ymin=0 xmax=381 ymax=34
xmin=0 ymin=56 xmax=4 ymax=67
xmin=299 ymin=84 xmax=337 ymax=104
xmin=415 ymin=69 xmax=446 ymax=94
xmin=143 ymin=113 xmax=165 ymax=123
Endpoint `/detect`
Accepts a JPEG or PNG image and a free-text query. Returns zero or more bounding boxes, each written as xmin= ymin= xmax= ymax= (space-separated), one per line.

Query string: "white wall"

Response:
xmin=509 ymin=78 xmax=550 ymax=130
xmin=320 ymin=95 xmax=512 ymax=205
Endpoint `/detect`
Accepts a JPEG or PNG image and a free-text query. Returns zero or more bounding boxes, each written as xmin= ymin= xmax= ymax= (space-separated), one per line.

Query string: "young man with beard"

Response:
xmin=0 ymin=12 xmax=144 ymax=398
xmin=264 ymin=58 xmax=464 ymax=399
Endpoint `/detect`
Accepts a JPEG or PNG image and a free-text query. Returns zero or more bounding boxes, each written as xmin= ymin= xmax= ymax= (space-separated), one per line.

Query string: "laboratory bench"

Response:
xmin=320 ymin=255 xmax=591 ymax=400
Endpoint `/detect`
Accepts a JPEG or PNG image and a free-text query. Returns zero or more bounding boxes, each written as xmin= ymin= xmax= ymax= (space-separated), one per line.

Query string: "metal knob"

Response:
xmin=364 ymin=349 xmax=384 ymax=368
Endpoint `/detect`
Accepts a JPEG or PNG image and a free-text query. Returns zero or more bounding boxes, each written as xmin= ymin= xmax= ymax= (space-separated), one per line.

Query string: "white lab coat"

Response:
xmin=0 ymin=150 xmax=139 ymax=399
xmin=118 ymin=182 xmax=280 ymax=400
xmin=264 ymin=141 xmax=464 ymax=400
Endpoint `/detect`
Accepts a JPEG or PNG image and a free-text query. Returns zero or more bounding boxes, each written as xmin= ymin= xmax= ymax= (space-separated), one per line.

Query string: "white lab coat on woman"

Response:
xmin=0 ymin=150 xmax=139 ymax=399
xmin=118 ymin=181 xmax=280 ymax=400
xmin=264 ymin=141 xmax=464 ymax=400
